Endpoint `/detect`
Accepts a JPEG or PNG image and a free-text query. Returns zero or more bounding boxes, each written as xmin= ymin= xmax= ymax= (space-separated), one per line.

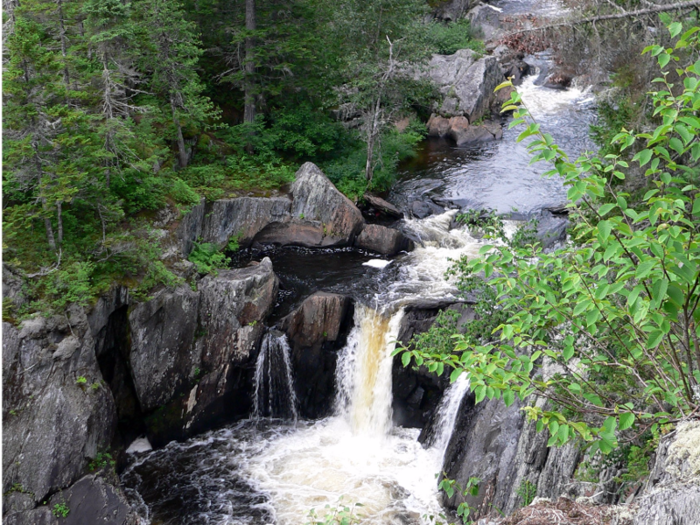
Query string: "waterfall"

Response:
xmin=428 ymin=373 xmax=470 ymax=461
xmin=335 ymin=305 xmax=405 ymax=437
xmin=253 ymin=331 xmax=298 ymax=421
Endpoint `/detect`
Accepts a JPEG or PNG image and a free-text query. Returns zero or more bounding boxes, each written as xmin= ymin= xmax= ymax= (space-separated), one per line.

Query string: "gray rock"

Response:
xmin=468 ymin=3 xmax=503 ymax=42
xmin=188 ymin=259 xmax=278 ymax=427
xmin=442 ymin=393 xmax=582 ymax=520
xmin=201 ymin=197 xmax=292 ymax=249
xmin=290 ymin=162 xmax=365 ymax=245
xmin=48 ymin=475 xmax=138 ymax=525
xmin=426 ymin=49 xmax=503 ymax=122
xmin=280 ymin=292 xmax=354 ymax=419
xmin=128 ymin=285 xmax=200 ymax=412
xmin=177 ymin=197 xmax=206 ymax=257
xmin=364 ymin=193 xmax=402 ymax=219
xmin=355 ymin=224 xmax=412 ymax=255
xmin=253 ymin=220 xmax=332 ymax=248
xmin=2 ymin=264 xmax=26 ymax=315
xmin=433 ymin=0 xmax=479 ymax=22
xmin=634 ymin=421 xmax=700 ymax=525
xmin=2 ymin=309 xmax=116 ymax=504
xmin=3 ymin=506 xmax=56 ymax=525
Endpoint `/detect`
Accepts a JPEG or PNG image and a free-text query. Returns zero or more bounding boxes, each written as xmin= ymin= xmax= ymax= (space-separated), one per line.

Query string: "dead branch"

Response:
xmin=502 ymin=0 xmax=700 ymax=36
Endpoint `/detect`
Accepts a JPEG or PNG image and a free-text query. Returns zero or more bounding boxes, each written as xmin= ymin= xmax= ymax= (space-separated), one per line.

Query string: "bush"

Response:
xmin=397 ymin=19 xmax=700 ymax=455
xmin=424 ymin=19 xmax=484 ymax=55
xmin=188 ymin=242 xmax=230 ymax=275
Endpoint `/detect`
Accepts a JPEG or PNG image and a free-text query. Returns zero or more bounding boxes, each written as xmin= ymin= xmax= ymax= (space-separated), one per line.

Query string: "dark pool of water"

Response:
xmin=230 ymin=246 xmax=404 ymax=322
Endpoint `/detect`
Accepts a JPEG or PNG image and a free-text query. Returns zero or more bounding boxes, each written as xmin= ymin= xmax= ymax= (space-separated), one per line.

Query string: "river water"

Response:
xmin=121 ymin=45 xmax=596 ymax=525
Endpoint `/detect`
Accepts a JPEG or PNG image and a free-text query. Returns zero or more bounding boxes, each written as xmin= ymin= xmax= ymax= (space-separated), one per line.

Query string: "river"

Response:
xmin=120 ymin=30 xmax=596 ymax=525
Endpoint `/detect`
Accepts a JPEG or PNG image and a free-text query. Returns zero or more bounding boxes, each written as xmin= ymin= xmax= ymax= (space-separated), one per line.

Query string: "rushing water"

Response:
xmin=253 ymin=332 xmax=298 ymax=421
xmin=121 ymin=42 xmax=596 ymax=525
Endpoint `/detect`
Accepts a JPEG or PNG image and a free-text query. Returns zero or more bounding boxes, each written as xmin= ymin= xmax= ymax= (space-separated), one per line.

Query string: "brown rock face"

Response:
xmin=355 ymin=224 xmax=412 ymax=255
xmin=280 ymin=292 xmax=354 ymax=418
xmin=427 ymin=114 xmax=452 ymax=137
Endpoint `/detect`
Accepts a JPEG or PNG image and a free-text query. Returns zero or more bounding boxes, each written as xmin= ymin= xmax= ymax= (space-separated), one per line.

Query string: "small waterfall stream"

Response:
xmin=253 ymin=331 xmax=298 ymax=421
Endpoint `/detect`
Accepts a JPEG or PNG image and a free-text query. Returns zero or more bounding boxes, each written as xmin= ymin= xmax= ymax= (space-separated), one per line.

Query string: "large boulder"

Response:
xmin=186 ymin=259 xmax=278 ymax=430
xmin=426 ymin=49 xmax=503 ymax=122
xmin=433 ymin=0 xmax=480 ymax=22
xmin=355 ymin=224 xmax=413 ymax=255
xmin=364 ymin=193 xmax=402 ymax=219
xmin=280 ymin=292 xmax=354 ymax=418
xmin=253 ymin=163 xmax=365 ymax=248
xmin=129 ymin=259 xmax=278 ymax=444
xmin=468 ymin=3 xmax=503 ymax=42
xmin=201 ymin=197 xmax=292 ymax=249
xmin=2 ymin=309 xmax=116 ymax=504
xmin=128 ymin=285 xmax=201 ymax=412
xmin=633 ymin=421 xmax=700 ymax=525
xmin=449 ymin=119 xmax=503 ymax=145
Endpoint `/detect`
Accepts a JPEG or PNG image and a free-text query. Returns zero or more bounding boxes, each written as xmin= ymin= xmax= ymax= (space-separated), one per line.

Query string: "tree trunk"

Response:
xmin=243 ymin=0 xmax=256 ymax=125
xmin=56 ymin=201 xmax=63 ymax=246
xmin=364 ymin=98 xmax=382 ymax=183
xmin=57 ymin=0 xmax=71 ymax=96
xmin=171 ymin=96 xmax=189 ymax=168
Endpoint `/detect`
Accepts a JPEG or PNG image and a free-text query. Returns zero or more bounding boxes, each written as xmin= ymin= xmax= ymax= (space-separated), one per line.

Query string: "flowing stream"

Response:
xmin=121 ymin=43 xmax=595 ymax=525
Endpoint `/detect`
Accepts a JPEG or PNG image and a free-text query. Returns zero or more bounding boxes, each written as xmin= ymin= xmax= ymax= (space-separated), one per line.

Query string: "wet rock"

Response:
xmin=364 ymin=193 xmax=403 ymax=219
xmin=290 ymin=162 xmax=365 ymax=245
xmin=450 ymin=121 xmax=503 ymax=145
xmin=47 ymin=474 xmax=138 ymax=525
xmin=534 ymin=210 xmax=568 ymax=250
xmin=3 ymin=507 xmax=55 ymax=525
xmin=2 ymin=309 xmax=116 ymax=504
xmin=189 ymin=260 xmax=277 ymax=426
xmin=136 ymin=259 xmax=278 ymax=444
xmin=442 ymin=393 xmax=583 ymax=520
xmin=633 ymin=421 xmax=700 ymax=525
xmin=176 ymin=197 xmax=205 ymax=257
xmin=280 ymin=292 xmax=354 ymax=418
xmin=393 ymin=303 xmax=475 ymax=429
xmin=355 ymin=224 xmax=412 ymax=256
xmin=427 ymin=114 xmax=453 ymax=137
xmin=426 ymin=49 xmax=503 ymax=123
xmin=505 ymin=60 xmax=531 ymax=86
xmin=411 ymin=199 xmax=445 ymax=219
xmin=253 ymin=220 xmax=332 ymax=248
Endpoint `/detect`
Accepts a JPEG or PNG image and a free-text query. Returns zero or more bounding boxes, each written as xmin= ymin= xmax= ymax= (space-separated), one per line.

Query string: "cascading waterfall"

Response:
xmin=336 ymin=306 xmax=405 ymax=436
xmin=426 ymin=373 xmax=471 ymax=461
xmin=253 ymin=331 xmax=298 ymax=421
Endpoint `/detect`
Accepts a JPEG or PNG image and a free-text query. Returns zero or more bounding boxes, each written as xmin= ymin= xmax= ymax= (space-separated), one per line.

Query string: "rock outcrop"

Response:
xmin=2 ymin=309 xmax=116 ymax=504
xmin=132 ymin=259 xmax=278 ymax=443
xmin=253 ymin=163 xmax=365 ymax=248
xmin=633 ymin=421 xmax=700 ymax=525
xmin=426 ymin=49 xmax=503 ymax=122
xmin=355 ymin=224 xmax=413 ymax=255
xmin=280 ymin=292 xmax=354 ymax=418
xmin=364 ymin=193 xmax=403 ymax=219
xmin=441 ymin=394 xmax=581 ymax=520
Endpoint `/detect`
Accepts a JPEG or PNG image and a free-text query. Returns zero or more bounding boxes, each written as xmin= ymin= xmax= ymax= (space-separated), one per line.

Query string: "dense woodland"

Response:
xmin=3 ymin=0 xmax=486 ymax=316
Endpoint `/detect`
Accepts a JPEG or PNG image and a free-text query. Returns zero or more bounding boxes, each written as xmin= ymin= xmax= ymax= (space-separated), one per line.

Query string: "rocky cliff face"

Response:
xmin=633 ymin=421 xmax=700 ymax=525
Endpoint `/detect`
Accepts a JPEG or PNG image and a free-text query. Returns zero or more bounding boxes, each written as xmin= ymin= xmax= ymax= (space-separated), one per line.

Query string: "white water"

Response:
xmin=253 ymin=332 xmax=298 ymax=421
xmin=428 ymin=373 xmax=471 ymax=460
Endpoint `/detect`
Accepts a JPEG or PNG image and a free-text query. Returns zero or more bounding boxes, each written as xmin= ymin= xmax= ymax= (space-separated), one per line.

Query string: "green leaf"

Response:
xmin=619 ymin=412 xmax=635 ymax=431
xmin=503 ymin=389 xmax=515 ymax=407
xmin=633 ymin=149 xmax=653 ymax=167
xmin=646 ymin=330 xmax=664 ymax=349
xmin=401 ymin=352 xmax=411 ymax=367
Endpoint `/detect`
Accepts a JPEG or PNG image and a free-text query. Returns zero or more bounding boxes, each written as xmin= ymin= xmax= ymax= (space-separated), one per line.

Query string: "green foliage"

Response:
xmin=424 ymin=19 xmax=484 ymax=55
xmin=89 ymin=452 xmax=116 ymax=472
xmin=438 ymin=476 xmax=480 ymax=523
xmin=305 ymin=498 xmax=363 ymax=525
xmin=76 ymin=376 xmax=88 ymax=385
xmin=398 ymin=21 xmax=700 ymax=456
xmin=188 ymin=242 xmax=230 ymax=275
xmin=516 ymin=480 xmax=537 ymax=507
xmin=52 ymin=502 xmax=70 ymax=518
